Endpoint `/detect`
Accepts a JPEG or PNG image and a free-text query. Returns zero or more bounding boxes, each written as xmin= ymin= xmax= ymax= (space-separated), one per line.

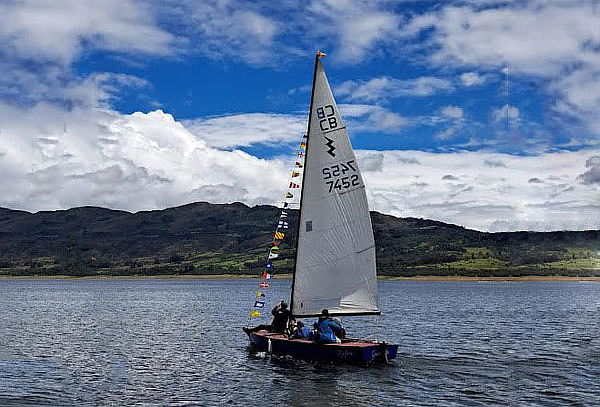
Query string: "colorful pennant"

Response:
xmin=260 ymin=282 xmax=269 ymax=288
xmin=274 ymin=231 xmax=285 ymax=240
xmin=289 ymin=182 xmax=299 ymax=188
xmin=251 ymin=310 xmax=261 ymax=317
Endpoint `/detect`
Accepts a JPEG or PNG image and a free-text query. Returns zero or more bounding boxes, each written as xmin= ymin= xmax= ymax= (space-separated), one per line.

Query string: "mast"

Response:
xmin=289 ymin=51 xmax=322 ymax=316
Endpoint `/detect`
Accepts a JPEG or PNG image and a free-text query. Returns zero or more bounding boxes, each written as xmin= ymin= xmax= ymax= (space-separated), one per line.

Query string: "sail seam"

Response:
xmin=355 ymin=244 xmax=376 ymax=254
xmin=338 ymin=184 xmax=366 ymax=195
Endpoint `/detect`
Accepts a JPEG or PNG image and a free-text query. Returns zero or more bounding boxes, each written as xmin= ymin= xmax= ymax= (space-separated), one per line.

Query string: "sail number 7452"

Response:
xmin=322 ymin=161 xmax=360 ymax=193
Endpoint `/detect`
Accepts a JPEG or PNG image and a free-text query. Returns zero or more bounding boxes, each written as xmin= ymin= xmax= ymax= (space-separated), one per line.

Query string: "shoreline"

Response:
xmin=382 ymin=275 xmax=600 ymax=282
xmin=1 ymin=274 xmax=599 ymax=282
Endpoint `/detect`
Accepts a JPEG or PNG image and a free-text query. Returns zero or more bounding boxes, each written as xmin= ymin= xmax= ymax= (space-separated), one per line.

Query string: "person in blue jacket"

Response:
xmin=292 ymin=321 xmax=313 ymax=340
xmin=316 ymin=309 xmax=342 ymax=343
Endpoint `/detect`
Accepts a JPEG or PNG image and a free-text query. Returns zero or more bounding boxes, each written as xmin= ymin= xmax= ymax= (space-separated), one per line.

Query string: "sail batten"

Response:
xmin=291 ymin=57 xmax=379 ymax=317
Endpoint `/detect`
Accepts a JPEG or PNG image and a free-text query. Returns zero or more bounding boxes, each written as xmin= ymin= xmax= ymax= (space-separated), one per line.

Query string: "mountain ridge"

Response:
xmin=0 ymin=202 xmax=598 ymax=276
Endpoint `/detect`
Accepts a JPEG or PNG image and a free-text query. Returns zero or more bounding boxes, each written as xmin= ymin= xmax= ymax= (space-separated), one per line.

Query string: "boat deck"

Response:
xmin=256 ymin=331 xmax=380 ymax=347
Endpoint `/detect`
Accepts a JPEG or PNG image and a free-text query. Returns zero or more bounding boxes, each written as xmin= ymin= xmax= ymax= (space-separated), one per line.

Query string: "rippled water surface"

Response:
xmin=1 ymin=279 xmax=599 ymax=406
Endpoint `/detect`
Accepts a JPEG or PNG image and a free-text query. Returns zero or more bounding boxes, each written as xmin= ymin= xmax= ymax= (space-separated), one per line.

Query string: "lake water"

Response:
xmin=0 ymin=279 xmax=599 ymax=406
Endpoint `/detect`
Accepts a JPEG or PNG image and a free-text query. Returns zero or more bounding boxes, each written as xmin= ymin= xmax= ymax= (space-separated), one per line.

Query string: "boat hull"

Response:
xmin=247 ymin=330 xmax=398 ymax=365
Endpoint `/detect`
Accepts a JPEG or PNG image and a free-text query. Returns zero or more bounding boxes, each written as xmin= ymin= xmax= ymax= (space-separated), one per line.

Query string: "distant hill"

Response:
xmin=0 ymin=202 xmax=598 ymax=277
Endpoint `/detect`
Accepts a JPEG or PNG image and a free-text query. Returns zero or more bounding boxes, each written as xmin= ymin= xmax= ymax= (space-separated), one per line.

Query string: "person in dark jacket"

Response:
xmin=271 ymin=300 xmax=291 ymax=333
xmin=315 ymin=309 xmax=342 ymax=343
xmin=243 ymin=300 xmax=291 ymax=335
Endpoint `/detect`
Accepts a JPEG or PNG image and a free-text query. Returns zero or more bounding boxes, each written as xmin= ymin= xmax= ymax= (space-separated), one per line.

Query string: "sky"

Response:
xmin=0 ymin=0 xmax=599 ymax=232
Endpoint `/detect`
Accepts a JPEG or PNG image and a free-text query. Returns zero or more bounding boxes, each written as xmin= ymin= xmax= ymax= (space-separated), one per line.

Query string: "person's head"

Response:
xmin=280 ymin=300 xmax=288 ymax=309
xmin=321 ymin=309 xmax=329 ymax=317
xmin=297 ymin=321 xmax=304 ymax=328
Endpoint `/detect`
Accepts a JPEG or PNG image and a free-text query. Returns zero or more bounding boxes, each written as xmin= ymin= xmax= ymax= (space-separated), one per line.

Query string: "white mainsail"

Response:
xmin=291 ymin=56 xmax=379 ymax=317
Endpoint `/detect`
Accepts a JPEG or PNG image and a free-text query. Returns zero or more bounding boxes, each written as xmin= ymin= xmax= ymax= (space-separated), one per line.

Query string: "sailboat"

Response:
xmin=244 ymin=52 xmax=398 ymax=365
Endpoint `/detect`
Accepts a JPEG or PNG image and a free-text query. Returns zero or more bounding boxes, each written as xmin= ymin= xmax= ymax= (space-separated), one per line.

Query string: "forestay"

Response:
xmin=291 ymin=59 xmax=379 ymax=317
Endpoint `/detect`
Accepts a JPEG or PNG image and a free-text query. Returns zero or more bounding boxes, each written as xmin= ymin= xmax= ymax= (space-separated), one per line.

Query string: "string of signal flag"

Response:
xmin=249 ymin=138 xmax=307 ymax=318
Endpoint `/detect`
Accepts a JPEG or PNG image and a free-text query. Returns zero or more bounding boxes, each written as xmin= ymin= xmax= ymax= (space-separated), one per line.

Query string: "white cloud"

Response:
xmin=0 ymin=105 xmax=289 ymax=212
xmin=0 ymin=0 xmax=174 ymax=66
xmin=358 ymin=152 xmax=385 ymax=172
xmin=459 ymin=72 xmax=486 ymax=87
xmin=0 ymin=0 xmax=170 ymax=114
xmin=430 ymin=105 xmax=465 ymax=140
xmin=337 ymin=76 xmax=454 ymax=102
xmin=440 ymin=105 xmax=463 ymax=119
xmin=183 ymin=113 xmax=306 ymax=149
xmin=433 ymin=125 xmax=462 ymax=141
xmin=403 ymin=2 xmax=600 ymax=76
xmin=306 ymin=0 xmax=401 ymax=64
xmin=67 ymin=73 xmax=151 ymax=109
xmin=483 ymin=158 xmax=506 ymax=168
xmin=492 ymin=104 xmax=520 ymax=122
xmin=402 ymin=1 xmax=600 ymax=136
xmin=360 ymin=149 xmax=600 ymax=232
xmin=339 ymin=104 xmax=408 ymax=134
xmin=1 ymin=102 xmax=598 ymax=232
xmin=0 ymin=66 xmax=150 ymax=109
xmin=578 ymin=156 xmax=600 ymax=185
xmin=183 ymin=104 xmax=408 ymax=149
xmin=334 ymin=11 xmax=399 ymax=63
xmin=550 ymin=67 xmax=600 ymax=134
xmin=0 ymin=0 xmax=402 ymax=69
xmin=170 ymin=1 xmax=279 ymax=66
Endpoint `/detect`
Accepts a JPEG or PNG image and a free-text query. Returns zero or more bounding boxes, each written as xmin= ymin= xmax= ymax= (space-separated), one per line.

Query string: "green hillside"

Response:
xmin=0 ymin=203 xmax=598 ymax=277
